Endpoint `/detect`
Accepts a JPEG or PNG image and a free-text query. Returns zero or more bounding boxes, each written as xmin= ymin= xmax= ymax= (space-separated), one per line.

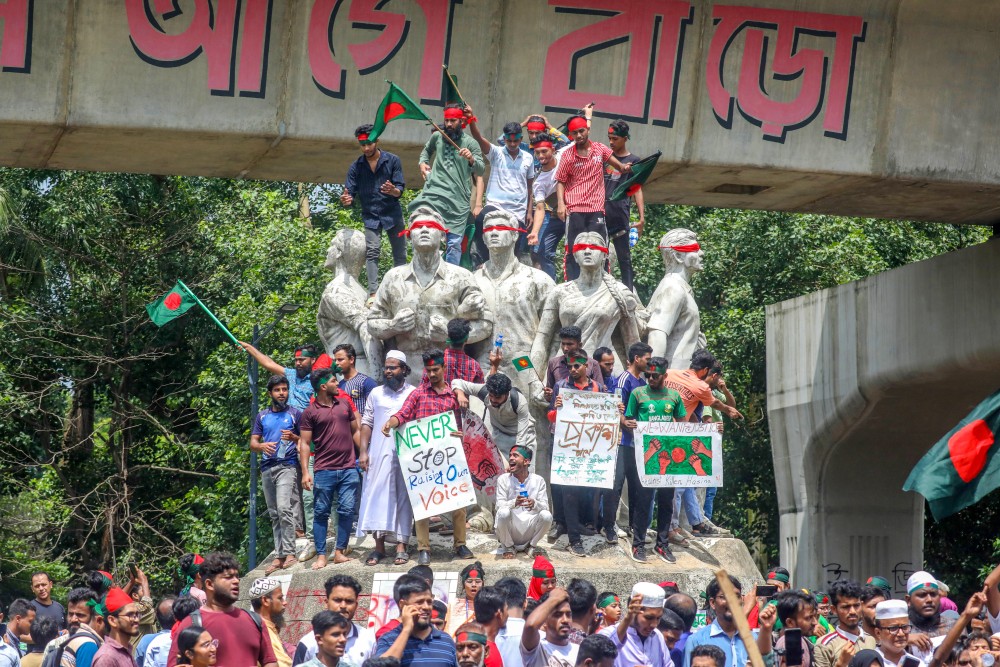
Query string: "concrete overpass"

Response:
xmin=2 ymin=0 xmax=1000 ymax=223
xmin=4 ymin=0 xmax=1000 ymax=587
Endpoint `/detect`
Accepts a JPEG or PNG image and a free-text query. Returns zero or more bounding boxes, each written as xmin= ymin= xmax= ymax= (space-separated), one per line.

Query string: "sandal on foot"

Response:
xmin=264 ymin=559 xmax=283 ymax=575
xmin=393 ymin=551 xmax=410 ymax=565
xmin=365 ymin=551 xmax=386 ymax=566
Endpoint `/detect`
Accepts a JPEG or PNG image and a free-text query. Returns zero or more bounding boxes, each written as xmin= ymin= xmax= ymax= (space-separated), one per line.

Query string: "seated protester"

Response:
xmin=689 ymin=645 xmax=726 ymax=667
xmin=575 ymin=635 xmax=617 ymax=667
xmin=430 ymin=602 xmax=449 ymax=633
xmin=815 ymin=581 xmax=876 ymax=667
xmin=520 ymin=587 xmax=577 ymax=667
xmin=374 ymin=575 xmax=457 ymax=667
xmin=300 ymin=611 xmax=358 ymax=667
xmin=294 ymin=575 xmax=376 ymax=667
xmin=454 ymin=622 xmax=498 ymax=667
xmin=683 ymin=575 xmax=776 ymax=667
xmin=494 ymin=446 xmax=552 ymax=558
xmin=43 ymin=587 xmax=104 ymax=667
xmin=599 ymin=583 xmax=670 ymax=667
xmin=658 ymin=611 xmax=685 ymax=655
xmin=774 ymin=591 xmax=819 ymax=667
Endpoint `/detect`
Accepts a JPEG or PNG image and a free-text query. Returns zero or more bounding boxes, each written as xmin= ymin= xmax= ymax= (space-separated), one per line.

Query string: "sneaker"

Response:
xmin=297 ymin=543 xmax=318 ymax=562
xmin=703 ymin=520 xmax=732 ymax=536
xmin=654 ymin=545 xmax=677 ymax=563
xmin=631 ymin=546 xmax=648 ymax=563
xmin=668 ymin=530 xmax=690 ymax=547
xmin=547 ymin=524 xmax=566 ymax=542
xmin=691 ymin=523 xmax=724 ymax=537
xmin=604 ymin=527 xmax=618 ymax=544
xmin=568 ymin=542 xmax=586 ymax=557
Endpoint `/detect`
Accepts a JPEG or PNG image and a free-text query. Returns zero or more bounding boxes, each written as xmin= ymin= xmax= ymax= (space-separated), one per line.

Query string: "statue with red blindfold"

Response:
xmin=647 ymin=228 xmax=707 ymax=369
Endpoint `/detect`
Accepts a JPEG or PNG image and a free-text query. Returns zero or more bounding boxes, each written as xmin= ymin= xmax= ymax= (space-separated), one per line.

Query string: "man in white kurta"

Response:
xmin=494 ymin=445 xmax=552 ymax=556
xmin=356 ymin=350 xmax=415 ymax=564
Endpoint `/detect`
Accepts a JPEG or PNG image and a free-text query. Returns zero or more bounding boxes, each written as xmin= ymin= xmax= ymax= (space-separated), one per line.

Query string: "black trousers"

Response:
xmin=605 ymin=213 xmax=634 ymax=290
xmin=564 ymin=211 xmax=607 ymax=280
xmin=551 ymin=484 xmax=586 ymax=545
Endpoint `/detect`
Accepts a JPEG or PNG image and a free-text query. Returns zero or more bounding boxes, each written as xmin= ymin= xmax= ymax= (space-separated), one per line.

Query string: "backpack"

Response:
xmin=42 ymin=626 xmax=100 ymax=667
xmin=476 ymin=385 xmax=521 ymax=416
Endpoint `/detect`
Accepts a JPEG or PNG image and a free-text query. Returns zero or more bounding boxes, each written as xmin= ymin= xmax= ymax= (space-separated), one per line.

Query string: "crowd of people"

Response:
xmin=7 ymin=556 xmax=1000 ymax=667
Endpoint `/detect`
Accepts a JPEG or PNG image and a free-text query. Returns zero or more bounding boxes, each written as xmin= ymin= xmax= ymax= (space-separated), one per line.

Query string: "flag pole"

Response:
xmin=442 ymin=65 xmax=469 ymax=109
xmin=176 ymin=279 xmax=241 ymax=346
xmin=429 ymin=120 xmax=463 ymax=151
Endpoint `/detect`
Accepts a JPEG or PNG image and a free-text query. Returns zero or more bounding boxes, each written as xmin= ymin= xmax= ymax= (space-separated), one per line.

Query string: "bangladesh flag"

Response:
xmin=146 ymin=280 xmax=195 ymax=326
xmin=512 ymin=356 xmax=534 ymax=372
xmin=369 ymin=82 xmax=432 ymax=142
xmin=610 ymin=151 xmax=661 ymax=201
xmin=903 ymin=389 xmax=1000 ymax=520
xmin=442 ymin=66 xmax=465 ymax=107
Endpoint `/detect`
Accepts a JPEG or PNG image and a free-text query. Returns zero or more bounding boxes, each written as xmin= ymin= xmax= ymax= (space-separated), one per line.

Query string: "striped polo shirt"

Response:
xmin=554 ymin=141 xmax=613 ymax=213
xmin=374 ymin=625 xmax=458 ymax=667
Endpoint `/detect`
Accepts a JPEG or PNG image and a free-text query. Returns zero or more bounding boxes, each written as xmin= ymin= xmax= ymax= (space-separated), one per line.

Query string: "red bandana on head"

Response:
xmin=525 ymin=121 xmax=546 ymax=132
xmin=532 ymin=141 xmax=553 ymax=149
xmin=567 ymin=117 xmax=588 ymax=132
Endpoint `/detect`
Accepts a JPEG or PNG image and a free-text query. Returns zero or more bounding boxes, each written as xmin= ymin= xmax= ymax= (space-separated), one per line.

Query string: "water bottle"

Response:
xmin=629 ymin=226 xmax=639 ymax=247
xmin=495 ymin=334 xmax=504 ymax=350
xmin=518 ymin=482 xmax=528 ymax=499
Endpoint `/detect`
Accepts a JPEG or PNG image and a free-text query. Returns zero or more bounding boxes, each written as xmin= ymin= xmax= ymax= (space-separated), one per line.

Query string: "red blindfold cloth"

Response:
xmin=399 ymin=220 xmax=448 ymax=237
xmin=572 ymin=243 xmax=609 ymax=254
xmin=483 ymin=225 xmax=524 ymax=234
xmin=660 ymin=242 xmax=700 ymax=252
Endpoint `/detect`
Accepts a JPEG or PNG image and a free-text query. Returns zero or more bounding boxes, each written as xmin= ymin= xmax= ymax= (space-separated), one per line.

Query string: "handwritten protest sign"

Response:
xmin=552 ymin=389 xmax=619 ymax=488
xmin=394 ymin=410 xmax=477 ymax=521
xmin=461 ymin=410 xmax=504 ymax=500
xmin=634 ymin=421 xmax=723 ymax=488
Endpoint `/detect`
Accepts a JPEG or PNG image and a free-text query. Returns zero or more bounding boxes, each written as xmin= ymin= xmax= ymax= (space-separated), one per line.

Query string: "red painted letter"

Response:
xmin=0 ymin=0 xmax=32 ymax=72
xmin=706 ymin=6 xmax=866 ymax=142
xmin=541 ymin=0 xmax=693 ymax=126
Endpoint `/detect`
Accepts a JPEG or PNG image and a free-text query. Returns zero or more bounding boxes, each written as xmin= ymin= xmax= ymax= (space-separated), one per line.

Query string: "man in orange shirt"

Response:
xmin=664 ymin=350 xmax=742 ymax=422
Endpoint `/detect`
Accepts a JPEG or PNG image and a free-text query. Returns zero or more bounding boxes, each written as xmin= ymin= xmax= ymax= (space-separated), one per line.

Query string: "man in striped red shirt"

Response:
xmin=555 ymin=113 xmax=632 ymax=280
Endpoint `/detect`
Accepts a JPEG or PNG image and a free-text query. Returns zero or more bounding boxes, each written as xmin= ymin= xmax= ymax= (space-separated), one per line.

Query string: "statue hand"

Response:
xmin=391 ymin=308 xmax=416 ymax=334
xmin=429 ymin=314 xmax=448 ymax=340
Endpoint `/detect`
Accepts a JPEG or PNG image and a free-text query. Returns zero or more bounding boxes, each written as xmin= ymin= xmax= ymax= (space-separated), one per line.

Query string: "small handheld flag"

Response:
xmin=369 ymin=82 xmax=433 ymax=142
xmin=610 ymin=151 xmax=661 ymax=201
xmin=903 ymin=388 xmax=1000 ymax=520
xmin=442 ymin=66 xmax=466 ymax=107
xmin=146 ymin=280 xmax=240 ymax=346
xmin=512 ymin=356 xmax=534 ymax=372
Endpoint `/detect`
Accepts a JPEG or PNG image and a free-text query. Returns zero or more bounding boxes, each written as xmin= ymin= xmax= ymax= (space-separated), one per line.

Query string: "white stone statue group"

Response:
xmin=317 ymin=207 xmax=706 ymax=393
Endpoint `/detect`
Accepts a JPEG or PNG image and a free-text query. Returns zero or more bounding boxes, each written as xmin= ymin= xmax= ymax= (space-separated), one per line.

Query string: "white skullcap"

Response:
xmin=249 ymin=577 xmax=281 ymax=599
xmin=386 ymin=350 xmax=407 ymax=365
xmin=632 ymin=582 xmax=666 ymax=608
xmin=875 ymin=599 xmax=908 ymax=621
xmin=906 ymin=571 xmax=939 ymax=595
xmin=936 ymin=580 xmax=950 ymax=595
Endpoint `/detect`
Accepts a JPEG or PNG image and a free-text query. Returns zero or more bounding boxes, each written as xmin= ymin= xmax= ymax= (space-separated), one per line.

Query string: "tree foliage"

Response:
xmin=0 ymin=167 xmax=993 ymax=599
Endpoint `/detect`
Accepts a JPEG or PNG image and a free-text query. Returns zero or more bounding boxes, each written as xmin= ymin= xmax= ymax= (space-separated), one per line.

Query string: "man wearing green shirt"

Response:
xmin=410 ymin=103 xmax=485 ymax=265
xmin=623 ymin=356 xmax=686 ymax=564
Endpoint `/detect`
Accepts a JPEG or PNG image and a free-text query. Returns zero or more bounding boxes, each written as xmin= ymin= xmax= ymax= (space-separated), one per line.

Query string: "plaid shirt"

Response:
xmin=554 ymin=141 xmax=613 ymax=213
xmin=421 ymin=348 xmax=485 ymax=385
xmin=393 ymin=382 xmax=462 ymax=428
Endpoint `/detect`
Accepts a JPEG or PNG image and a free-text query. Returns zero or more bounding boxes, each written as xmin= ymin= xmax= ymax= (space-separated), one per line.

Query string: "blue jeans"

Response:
xmin=533 ymin=211 xmax=564 ymax=280
xmin=704 ymin=487 xmax=717 ymax=520
xmin=671 ymin=487 xmax=704 ymax=530
xmin=313 ymin=468 xmax=360 ymax=553
xmin=445 ymin=232 xmax=463 ymax=265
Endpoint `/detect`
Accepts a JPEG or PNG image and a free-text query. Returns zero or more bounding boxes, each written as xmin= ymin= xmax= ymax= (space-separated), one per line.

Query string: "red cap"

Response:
xmin=104 ymin=587 xmax=133 ymax=615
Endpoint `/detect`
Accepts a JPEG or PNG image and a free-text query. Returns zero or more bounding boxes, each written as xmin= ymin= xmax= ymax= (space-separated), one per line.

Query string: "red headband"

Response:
xmin=572 ymin=243 xmax=609 ymax=254
xmin=483 ymin=224 xmax=524 ymax=234
xmin=532 ymin=141 xmax=553 ymax=149
xmin=660 ymin=243 xmax=700 ymax=252
xmin=357 ymin=133 xmax=370 ymax=142
xmin=525 ymin=121 xmax=546 ymax=132
xmin=444 ymin=108 xmax=465 ymax=120
xmin=399 ymin=219 xmax=448 ymax=237
xmin=567 ymin=117 xmax=588 ymax=132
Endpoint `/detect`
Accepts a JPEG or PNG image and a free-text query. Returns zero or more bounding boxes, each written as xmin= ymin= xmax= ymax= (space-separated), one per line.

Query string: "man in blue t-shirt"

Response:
xmin=251 ymin=375 xmax=303 ymax=574
xmin=239 ymin=341 xmax=319 ymax=410
xmin=601 ymin=342 xmax=652 ymax=547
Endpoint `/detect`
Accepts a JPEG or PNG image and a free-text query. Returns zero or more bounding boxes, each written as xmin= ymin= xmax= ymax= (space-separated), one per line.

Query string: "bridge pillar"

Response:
xmin=766 ymin=237 xmax=1000 ymax=592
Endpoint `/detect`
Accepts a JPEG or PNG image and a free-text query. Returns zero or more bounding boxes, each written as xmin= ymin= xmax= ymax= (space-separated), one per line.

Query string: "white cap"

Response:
xmin=875 ymin=599 xmax=908 ymax=621
xmin=936 ymin=580 xmax=950 ymax=595
xmin=632 ymin=582 xmax=666 ymax=608
xmin=386 ymin=349 xmax=407 ymax=365
xmin=249 ymin=577 xmax=281 ymax=599
xmin=906 ymin=571 xmax=939 ymax=595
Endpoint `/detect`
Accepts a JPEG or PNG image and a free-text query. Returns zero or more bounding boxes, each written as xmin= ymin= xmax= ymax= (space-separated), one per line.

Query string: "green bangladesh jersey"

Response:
xmin=626 ymin=385 xmax=687 ymax=423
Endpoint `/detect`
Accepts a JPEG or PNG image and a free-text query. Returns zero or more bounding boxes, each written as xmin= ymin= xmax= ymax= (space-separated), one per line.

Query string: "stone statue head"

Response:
xmin=572 ymin=231 xmax=609 ymax=270
xmin=482 ymin=209 xmax=520 ymax=252
xmin=325 ymin=228 xmax=366 ymax=276
xmin=658 ymin=228 xmax=704 ymax=274
xmin=407 ymin=206 xmax=447 ymax=254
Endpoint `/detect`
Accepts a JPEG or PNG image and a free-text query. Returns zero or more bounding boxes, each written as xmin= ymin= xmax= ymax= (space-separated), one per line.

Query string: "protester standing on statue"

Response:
xmin=410 ymin=104 xmax=485 ymax=265
xmin=603 ymin=121 xmax=644 ymax=291
xmin=468 ymin=110 xmax=535 ymax=264
xmin=382 ymin=350 xmax=475 ymax=565
xmin=356 ymin=351 xmax=416 ymax=567
xmin=252 ymin=375 xmax=303 ymax=575
xmin=500 ymin=114 xmax=570 ymax=159
xmin=340 ymin=124 xmax=407 ymax=300
xmin=527 ymin=133 xmax=564 ymax=280
xmin=453 ymin=370 xmax=536 ymax=455
xmin=623 ymin=356 xmax=685 ymax=564
xmin=494 ymin=445 xmax=552 ymax=558
xmin=601 ymin=342 xmax=651 ymax=545
xmin=334 ymin=344 xmax=377 ymax=420
xmin=299 ymin=368 xmax=361 ymax=570
xmin=700 ymin=363 xmax=736 ymax=522
xmin=554 ymin=112 xmax=632 ymax=281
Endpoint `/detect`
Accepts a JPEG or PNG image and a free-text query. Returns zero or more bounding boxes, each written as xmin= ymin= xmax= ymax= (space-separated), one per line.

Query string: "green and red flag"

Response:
xmin=442 ymin=66 xmax=466 ymax=107
xmin=369 ymin=82 xmax=432 ymax=142
xmin=610 ymin=151 xmax=661 ymax=201
xmin=512 ymin=356 xmax=534 ymax=372
xmin=146 ymin=280 xmax=196 ymax=326
xmin=903 ymin=389 xmax=1000 ymax=520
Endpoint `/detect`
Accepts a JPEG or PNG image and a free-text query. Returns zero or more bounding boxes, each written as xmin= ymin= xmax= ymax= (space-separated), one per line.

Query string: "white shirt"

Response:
xmin=498 ymin=618 xmax=526 ymax=667
xmin=521 ymin=637 xmax=579 ymax=667
xmin=144 ymin=631 xmax=173 ymax=667
xmin=486 ymin=144 xmax=535 ymax=219
xmin=293 ymin=624 xmax=375 ymax=666
xmin=533 ymin=161 xmax=560 ymax=206
xmin=494 ymin=472 xmax=549 ymax=517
